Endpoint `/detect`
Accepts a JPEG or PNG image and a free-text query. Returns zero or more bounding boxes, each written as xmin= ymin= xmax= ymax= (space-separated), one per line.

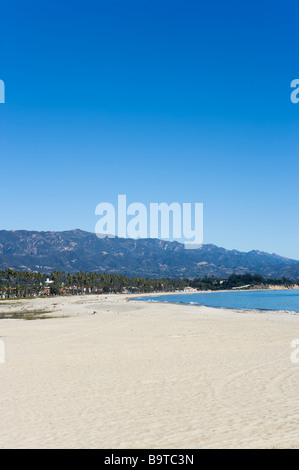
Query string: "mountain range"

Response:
xmin=0 ymin=229 xmax=299 ymax=279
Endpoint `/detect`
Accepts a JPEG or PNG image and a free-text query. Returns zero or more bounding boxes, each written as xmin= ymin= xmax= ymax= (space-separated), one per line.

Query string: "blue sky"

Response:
xmin=1 ymin=0 xmax=299 ymax=258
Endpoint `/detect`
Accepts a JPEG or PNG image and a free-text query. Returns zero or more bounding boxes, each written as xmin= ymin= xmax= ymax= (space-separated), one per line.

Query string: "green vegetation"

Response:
xmin=0 ymin=269 xmax=297 ymax=299
xmin=191 ymin=274 xmax=295 ymax=290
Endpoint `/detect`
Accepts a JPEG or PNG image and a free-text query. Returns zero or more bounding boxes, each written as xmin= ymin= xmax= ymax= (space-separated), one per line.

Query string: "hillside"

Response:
xmin=0 ymin=229 xmax=299 ymax=279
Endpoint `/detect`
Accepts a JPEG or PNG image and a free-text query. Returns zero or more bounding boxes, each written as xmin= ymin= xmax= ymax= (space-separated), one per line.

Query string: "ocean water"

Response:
xmin=135 ymin=289 xmax=299 ymax=313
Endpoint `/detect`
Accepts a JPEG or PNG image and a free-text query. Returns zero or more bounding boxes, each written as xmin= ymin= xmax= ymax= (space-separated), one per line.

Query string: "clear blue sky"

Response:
xmin=1 ymin=0 xmax=298 ymax=258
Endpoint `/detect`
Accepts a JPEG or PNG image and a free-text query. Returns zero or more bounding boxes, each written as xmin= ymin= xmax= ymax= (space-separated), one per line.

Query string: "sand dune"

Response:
xmin=1 ymin=294 xmax=299 ymax=449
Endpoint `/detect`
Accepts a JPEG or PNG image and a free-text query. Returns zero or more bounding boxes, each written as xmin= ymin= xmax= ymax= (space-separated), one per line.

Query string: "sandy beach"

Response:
xmin=1 ymin=293 xmax=299 ymax=449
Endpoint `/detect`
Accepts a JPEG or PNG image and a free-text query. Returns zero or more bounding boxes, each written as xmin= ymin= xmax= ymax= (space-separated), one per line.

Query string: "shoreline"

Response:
xmin=1 ymin=288 xmax=299 ymax=318
xmin=130 ymin=289 xmax=299 ymax=316
xmin=1 ymin=283 xmax=298 ymax=304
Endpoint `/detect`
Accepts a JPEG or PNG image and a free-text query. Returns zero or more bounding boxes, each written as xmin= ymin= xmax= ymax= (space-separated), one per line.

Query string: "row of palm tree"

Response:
xmin=0 ymin=269 xmax=295 ymax=298
xmin=0 ymin=269 xmax=188 ymax=297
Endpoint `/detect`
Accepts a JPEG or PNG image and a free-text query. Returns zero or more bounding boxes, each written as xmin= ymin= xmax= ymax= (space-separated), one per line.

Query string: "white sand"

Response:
xmin=1 ymin=294 xmax=299 ymax=449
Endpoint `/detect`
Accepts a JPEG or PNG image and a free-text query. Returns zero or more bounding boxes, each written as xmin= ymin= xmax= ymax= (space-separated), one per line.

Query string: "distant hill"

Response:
xmin=0 ymin=229 xmax=299 ymax=279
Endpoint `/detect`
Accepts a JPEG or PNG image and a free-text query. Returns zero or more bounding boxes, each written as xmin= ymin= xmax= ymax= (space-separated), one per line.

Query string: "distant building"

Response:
xmin=232 ymin=284 xmax=251 ymax=290
xmin=184 ymin=286 xmax=197 ymax=292
xmin=40 ymin=287 xmax=51 ymax=295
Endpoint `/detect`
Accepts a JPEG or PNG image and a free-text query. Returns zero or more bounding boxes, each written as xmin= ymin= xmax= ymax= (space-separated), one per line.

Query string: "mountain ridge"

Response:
xmin=0 ymin=229 xmax=298 ymax=279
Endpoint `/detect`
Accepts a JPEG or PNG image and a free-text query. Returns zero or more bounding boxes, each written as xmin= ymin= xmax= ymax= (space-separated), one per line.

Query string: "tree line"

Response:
xmin=0 ymin=269 xmax=296 ymax=298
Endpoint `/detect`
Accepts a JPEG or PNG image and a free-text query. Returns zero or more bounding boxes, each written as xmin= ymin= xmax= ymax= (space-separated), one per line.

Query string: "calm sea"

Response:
xmin=136 ymin=289 xmax=299 ymax=313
